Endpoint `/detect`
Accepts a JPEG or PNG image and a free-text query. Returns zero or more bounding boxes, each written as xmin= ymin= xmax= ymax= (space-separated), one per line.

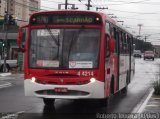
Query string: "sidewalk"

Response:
xmin=0 ymin=72 xmax=24 ymax=80
xmin=143 ymin=93 xmax=160 ymax=113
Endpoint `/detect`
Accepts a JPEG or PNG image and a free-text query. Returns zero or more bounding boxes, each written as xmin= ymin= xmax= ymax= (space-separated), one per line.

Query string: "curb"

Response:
xmin=132 ymin=88 xmax=154 ymax=113
xmin=137 ymin=89 xmax=154 ymax=113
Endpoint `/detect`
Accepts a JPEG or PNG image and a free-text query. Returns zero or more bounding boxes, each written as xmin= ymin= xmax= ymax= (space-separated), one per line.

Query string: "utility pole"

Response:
xmin=65 ymin=0 xmax=68 ymax=9
xmin=87 ymin=0 xmax=91 ymax=10
xmin=78 ymin=0 xmax=92 ymax=10
xmin=138 ymin=24 xmax=143 ymax=36
xmin=144 ymin=36 xmax=147 ymax=42
xmin=3 ymin=0 xmax=9 ymax=72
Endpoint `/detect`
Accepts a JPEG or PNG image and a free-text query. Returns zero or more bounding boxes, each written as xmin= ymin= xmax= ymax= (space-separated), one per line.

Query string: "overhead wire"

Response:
xmin=3 ymin=0 xmax=159 ymax=42
xmin=89 ymin=0 xmax=154 ymax=6
xmin=107 ymin=0 xmax=160 ymax=6
xmin=106 ymin=0 xmax=152 ymax=5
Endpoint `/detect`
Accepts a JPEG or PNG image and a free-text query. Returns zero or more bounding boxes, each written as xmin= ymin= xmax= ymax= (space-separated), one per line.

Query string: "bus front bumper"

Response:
xmin=24 ymin=79 xmax=105 ymax=99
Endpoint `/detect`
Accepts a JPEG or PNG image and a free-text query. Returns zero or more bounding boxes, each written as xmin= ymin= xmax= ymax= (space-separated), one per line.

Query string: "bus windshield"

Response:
xmin=29 ymin=28 xmax=100 ymax=69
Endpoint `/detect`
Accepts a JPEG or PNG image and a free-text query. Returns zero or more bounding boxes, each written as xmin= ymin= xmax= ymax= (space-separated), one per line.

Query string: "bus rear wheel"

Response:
xmin=43 ymin=98 xmax=55 ymax=106
xmin=121 ymin=86 xmax=128 ymax=95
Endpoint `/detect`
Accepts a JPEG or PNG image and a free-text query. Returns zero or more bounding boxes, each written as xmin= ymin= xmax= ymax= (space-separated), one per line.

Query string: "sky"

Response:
xmin=41 ymin=0 xmax=160 ymax=45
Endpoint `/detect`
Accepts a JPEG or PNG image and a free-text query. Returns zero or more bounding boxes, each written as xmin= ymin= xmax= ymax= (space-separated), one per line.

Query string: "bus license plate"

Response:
xmin=54 ymin=88 xmax=68 ymax=93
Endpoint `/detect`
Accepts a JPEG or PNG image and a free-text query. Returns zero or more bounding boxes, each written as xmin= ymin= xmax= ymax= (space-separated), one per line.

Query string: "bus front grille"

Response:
xmin=35 ymin=90 xmax=89 ymax=96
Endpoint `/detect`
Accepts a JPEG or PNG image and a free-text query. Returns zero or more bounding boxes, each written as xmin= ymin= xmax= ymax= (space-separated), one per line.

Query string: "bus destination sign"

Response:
xmin=53 ymin=15 xmax=97 ymax=24
xmin=30 ymin=14 xmax=101 ymax=25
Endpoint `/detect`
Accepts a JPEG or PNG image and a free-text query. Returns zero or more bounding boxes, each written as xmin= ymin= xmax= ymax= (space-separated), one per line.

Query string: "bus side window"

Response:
xmin=105 ymin=34 xmax=110 ymax=58
xmin=126 ymin=35 xmax=130 ymax=54
xmin=130 ymin=36 xmax=134 ymax=54
xmin=128 ymin=35 xmax=133 ymax=55
xmin=125 ymin=33 xmax=128 ymax=54
xmin=123 ymin=33 xmax=127 ymax=54
xmin=113 ymin=27 xmax=118 ymax=53
xmin=119 ymin=31 xmax=124 ymax=54
xmin=105 ymin=22 xmax=110 ymax=34
xmin=115 ymin=30 xmax=120 ymax=54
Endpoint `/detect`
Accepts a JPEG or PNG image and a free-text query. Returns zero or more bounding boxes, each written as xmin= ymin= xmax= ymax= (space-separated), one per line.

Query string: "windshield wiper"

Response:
xmin=45 ymin=25 xmax=60 ymax=46
xmin=68 ymin=29 xmax=84 ymax=59
xmin=45 ymin=25 xmax=60 ymax=59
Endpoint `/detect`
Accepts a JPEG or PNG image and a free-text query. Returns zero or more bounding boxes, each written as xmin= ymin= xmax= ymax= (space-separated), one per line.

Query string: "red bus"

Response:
xmin=17 ymin=10 xmax=135 ymax=106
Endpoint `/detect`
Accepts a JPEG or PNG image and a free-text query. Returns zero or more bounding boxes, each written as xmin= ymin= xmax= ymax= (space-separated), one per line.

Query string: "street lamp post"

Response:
xmin=3 ymin=0 xmax=9 ymax=72
xmin=138 ymin=24 xmax=143 ymax=36
xmin=87 ymin=0 xmax=91 ymax=10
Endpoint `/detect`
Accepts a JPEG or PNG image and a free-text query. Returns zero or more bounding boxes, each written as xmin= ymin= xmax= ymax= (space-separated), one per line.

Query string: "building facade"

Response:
xmin=0 ymin=0 xmax=41 ymax=25
xmin=0 ymin=0 xmax=40 ymax=62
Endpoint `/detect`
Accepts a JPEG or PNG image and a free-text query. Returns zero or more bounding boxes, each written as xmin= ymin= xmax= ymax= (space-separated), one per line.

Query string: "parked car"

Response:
xmin=144 ymin=51 xmax=155 ymax=60
xmin=133 ymin=50 xmax=142 ymax=58
xmin=0 ymin=58 xmax=18 ymax=72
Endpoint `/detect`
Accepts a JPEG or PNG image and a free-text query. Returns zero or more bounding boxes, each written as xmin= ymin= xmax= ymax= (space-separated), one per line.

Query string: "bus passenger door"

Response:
xmin=118 ymin=31 xmax=127 ymax=91
xmin=129 ymin=36 xmax=135 ymax=82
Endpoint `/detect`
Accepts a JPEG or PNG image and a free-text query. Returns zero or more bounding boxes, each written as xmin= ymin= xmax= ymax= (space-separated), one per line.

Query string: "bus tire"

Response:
xmin=43 ymin=98 xmax=55 ymax=106
xmin=121 ymin=86 xmax=128 ymax=96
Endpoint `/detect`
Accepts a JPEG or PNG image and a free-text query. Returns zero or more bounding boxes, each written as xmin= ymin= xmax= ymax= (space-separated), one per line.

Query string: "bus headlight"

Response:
xmin=90 ymin=78 xmax=96 ymax=83
xmin=31 ymin=77 xmax=36 ymax=83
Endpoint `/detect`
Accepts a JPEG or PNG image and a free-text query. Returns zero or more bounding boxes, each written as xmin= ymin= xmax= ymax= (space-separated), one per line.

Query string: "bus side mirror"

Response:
xmin=108 ymin=38 xmax=115 ymax=53
xmin=17 ymin=31 xmax=22 ymax=47
xmin=17 ymin=26 xmax=27 ymax=52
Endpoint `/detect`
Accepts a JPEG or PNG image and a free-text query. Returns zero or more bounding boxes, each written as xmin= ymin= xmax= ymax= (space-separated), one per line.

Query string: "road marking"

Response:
xmin=146 ymin=104 xmax=160 ymax=107
xmin=0 ymin=111 xmax=25 ymax=119
xmin=16 ymin=111 xmax=25 ymax=114
xmin=0 ymin=82 xmax=12 ymax=89
xmin=137 ymin=89 xmax=154 ymax=113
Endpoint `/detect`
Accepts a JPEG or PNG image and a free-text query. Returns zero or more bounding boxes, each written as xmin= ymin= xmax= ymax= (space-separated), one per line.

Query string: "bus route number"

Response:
xmin=78 ymin=71 xmax=94 ymax=76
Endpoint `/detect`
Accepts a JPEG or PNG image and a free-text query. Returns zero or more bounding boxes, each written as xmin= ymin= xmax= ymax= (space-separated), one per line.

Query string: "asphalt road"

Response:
xmin=0 ymin=58 xmax=159 ymax=119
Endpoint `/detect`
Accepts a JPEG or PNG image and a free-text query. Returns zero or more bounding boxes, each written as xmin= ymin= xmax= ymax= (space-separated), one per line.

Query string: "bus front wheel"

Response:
xmin=43 ymin=98 xmax=55 ymax=106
